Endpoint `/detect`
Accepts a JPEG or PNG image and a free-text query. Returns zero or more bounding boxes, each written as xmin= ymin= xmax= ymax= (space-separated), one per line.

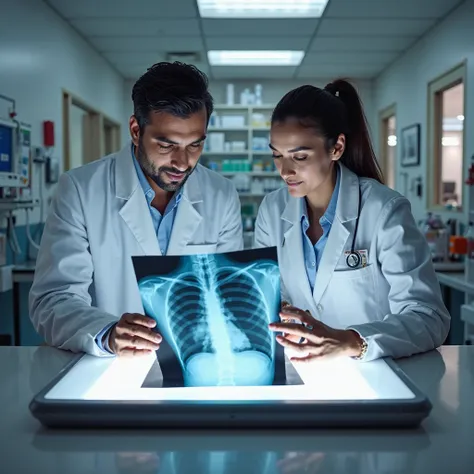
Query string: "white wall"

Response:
xmin=122 ymin=78 xmax=376 ymax=147
xmin=373 ymin=0 xmax=474 ymax=222
xmin=0 ymin=0 xmax=125 ymax=227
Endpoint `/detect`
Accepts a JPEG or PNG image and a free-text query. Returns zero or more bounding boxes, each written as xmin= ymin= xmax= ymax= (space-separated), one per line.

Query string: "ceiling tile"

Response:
xmin=90 ymin=36 xmax=205 ymax=53
xmin=297 ymin=64 xmax=382 ymax=79
xmin=206 ymin=36 xmax=311 ymax=51
xmin=202 ymin=19 xmax=318 ymax=37
xmin=211 ymin=66 xmax=297 ymax=79
xmin=105 ymin=51 xmax=206 ymax=66
xmin=46 ymin=0 xmax=198 ymax=18
xmin=324 ymin=0 xmax=463 ymax=18
xmin=302 ymin=51 xmax=398 ymax=66
xmin=309 ymin=36 xmax=416 ymax=52
xmin=317 ymin=18 xmax=436 ymax=36
xmin=70 ymin=18 xmax=200 ymax=37
xmin=119 ymin=62 xmax=211 ymax=80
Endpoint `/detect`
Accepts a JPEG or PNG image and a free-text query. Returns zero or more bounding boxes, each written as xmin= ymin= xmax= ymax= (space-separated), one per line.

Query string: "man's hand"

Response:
xmin=108 ymin=313 xmax=162 ymax=357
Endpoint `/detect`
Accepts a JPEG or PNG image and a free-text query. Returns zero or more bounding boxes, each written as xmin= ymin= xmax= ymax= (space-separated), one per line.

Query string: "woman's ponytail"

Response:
xmin=324 ymin=79 xmax=384 ymax=183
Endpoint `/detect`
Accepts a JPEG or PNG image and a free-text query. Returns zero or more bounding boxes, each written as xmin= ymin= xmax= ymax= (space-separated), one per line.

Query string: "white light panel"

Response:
xmin=197 ymin=0 xmax=329 ymax=18
xmin=208 ymin=50 xmax=305 ymax=66
xmin=44 ymin=353 xmax=415 ymax=402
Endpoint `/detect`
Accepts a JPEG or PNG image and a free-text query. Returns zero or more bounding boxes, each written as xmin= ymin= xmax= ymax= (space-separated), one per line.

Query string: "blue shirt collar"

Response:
xmin=301 ymin=166 xmax=340 ymax=226
xmin=131 ymin=144 xmax=182 ymax=206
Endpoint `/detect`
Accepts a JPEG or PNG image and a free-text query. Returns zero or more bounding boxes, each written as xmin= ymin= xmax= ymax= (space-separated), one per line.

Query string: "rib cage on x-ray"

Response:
xmin=138 ymin=253 xmax=280 ymax=387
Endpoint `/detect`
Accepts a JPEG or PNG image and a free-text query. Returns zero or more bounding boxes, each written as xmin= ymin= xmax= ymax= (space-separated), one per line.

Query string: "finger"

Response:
xmin=123 ymin=313 xmax=156 ymax=328
xmin=279 ymin=308 xmax=313 ymax=326
xmin=281 ymin=334 xmax=302 ymax=343
xmin=275 ymin=335 xmax=312 ymax=353
xmin=118 ymin=348 xmax=155 ymax=358
xmin=117 ymin=333 xmax=161 ymax=351
xmin=289 ymin=354 xmax=321 ymax=363
xmin=290 ymin=350 xmax=342 ymax=362
xmin=116 ymin=324 xmax=162 ymax=345
xmin=269 ymin=323 xmax=313 ymax=337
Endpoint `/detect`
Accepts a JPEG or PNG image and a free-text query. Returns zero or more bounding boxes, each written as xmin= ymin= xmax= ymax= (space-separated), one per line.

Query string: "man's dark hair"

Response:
xmin=132 ymin=61 xmax=214 ymax=131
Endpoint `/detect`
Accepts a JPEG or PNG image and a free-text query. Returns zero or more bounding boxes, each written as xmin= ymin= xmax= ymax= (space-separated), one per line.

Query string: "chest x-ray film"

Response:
xmin=132 ymin=247 xmax=293 ymax=388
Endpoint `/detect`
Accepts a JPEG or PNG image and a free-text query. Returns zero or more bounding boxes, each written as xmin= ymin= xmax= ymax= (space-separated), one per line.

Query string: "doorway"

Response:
xmin=62 ymin=91 xmax=121 ymax=172
xmin=379 ymin=104 xmax=397 ymax=189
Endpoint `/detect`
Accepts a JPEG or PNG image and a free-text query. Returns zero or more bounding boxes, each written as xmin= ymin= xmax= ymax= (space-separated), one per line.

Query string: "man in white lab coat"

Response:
xmin=29 ymin=62 xmax=243 ymax=357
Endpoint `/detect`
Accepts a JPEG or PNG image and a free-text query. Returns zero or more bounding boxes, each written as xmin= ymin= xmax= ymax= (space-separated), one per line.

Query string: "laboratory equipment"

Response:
xmin=420 ymin=212 xmax=449 ymax=262
xmin=45 ymin=155 xmax=59 ymax=184
xmin=0 ymin=233 xmax=5 ymax=266
xmin=29 ymin=351 xmax=432 ymax=428
xmin=0 ymin=118 xmax=31 ymax=190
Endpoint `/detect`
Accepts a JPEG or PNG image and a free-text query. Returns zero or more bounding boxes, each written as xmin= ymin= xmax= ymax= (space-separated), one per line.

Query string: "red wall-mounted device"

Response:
xmin=43 ymin=120 xmax=55 ymax=147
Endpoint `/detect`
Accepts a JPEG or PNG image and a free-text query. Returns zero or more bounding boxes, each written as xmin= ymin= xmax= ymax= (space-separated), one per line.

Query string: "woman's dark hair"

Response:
xmin=132 ymin=61 xmax=214 ymax=132
xmin=272 ymin=79 xmax=383 ymax=183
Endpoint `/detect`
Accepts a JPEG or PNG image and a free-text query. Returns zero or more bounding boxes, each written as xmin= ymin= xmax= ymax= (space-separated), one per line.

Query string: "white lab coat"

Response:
xmin=29 ymin=144 xmax=243 ymax=356
xmin=254 ymin=163 xmax=450 ymax=361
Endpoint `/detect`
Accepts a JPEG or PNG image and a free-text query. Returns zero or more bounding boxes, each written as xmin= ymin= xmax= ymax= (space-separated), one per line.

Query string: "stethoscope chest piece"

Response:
xmin=346 ymin=251 xmax=361 ymax=269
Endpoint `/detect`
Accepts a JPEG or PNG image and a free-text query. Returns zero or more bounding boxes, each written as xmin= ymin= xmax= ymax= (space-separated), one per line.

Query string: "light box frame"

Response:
xmin=29 ymin=353 xmax=432 ymax=429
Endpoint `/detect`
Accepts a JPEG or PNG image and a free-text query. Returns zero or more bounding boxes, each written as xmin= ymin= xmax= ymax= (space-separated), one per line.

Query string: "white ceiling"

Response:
xmin=44 ymin=0 xmax=465 ymax=81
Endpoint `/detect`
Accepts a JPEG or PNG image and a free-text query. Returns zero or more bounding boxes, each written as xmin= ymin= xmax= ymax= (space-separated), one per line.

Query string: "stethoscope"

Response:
xmin=345 ymin=188 xmax=362 ymax=269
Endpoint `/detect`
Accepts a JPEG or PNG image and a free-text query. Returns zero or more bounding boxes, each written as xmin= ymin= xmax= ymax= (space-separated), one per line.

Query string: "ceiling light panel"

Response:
xmin=208 ymin=50 xmax=305 ymax=66
xmin=197 ymin=0 xmax=329 ymax=18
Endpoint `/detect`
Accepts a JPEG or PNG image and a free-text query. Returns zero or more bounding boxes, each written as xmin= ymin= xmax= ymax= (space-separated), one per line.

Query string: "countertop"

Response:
xmin=1 ymin=346 xmax=474 ymax=474
xmin=436 ymin=271 xmax=474 ymax=293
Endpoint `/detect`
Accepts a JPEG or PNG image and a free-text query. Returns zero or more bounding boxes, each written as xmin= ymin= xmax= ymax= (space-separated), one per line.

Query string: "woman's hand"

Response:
xmin=269 ymin=305 xmax=363 ymax=362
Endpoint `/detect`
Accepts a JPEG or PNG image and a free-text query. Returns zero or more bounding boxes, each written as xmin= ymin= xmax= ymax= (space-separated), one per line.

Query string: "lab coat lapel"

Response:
xmin=115 ymin=144 xmax=161 ymax=256
xmin=312 ymin=219 xmax=349 ymax=303
xmin=166 ymin=171 xmax=203 ymax=255
xmin=313 ymin=164 xmax=360 ymax=304
xmin=281 ymin=197 xmax=314 ymax=308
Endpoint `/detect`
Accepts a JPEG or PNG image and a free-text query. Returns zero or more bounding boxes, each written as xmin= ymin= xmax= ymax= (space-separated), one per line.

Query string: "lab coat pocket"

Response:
xmin=323 ymin=264 xmax=378 ymax=327
xmin=183 ymin=243 xmax=218 ymax=255
xmin=331 ymin=264 xmax=374 ymax=280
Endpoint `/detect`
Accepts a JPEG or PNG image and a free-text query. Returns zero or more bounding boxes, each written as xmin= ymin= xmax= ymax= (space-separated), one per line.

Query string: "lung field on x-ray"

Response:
xmin=135 ymin=250 xmax=282 ymax=387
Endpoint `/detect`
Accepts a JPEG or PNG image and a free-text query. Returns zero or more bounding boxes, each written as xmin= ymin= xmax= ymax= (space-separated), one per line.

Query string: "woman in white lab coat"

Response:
xmin=254 ymin=79 xmax=450 ymax=362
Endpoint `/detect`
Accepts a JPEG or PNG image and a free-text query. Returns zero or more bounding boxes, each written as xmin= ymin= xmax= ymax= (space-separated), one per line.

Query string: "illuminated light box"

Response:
xmin=29 ymin=352 xmax=431 ymax=428
xmin=29 ymin=248 xmax=431 ymax=428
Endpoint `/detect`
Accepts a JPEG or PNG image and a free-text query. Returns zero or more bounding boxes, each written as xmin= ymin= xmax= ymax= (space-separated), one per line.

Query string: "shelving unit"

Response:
xmin=202 ymin=104 xmax=275 ymax=168
xmin=461 ymin=206 xmax=474 ymax=344
xmin=201 ymin=104 xmax=282 ymax=248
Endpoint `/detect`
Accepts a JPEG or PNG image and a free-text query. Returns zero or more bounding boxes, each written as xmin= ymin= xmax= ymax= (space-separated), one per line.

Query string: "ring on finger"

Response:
xmin=298 ymin=323 xmax=313 ymax=344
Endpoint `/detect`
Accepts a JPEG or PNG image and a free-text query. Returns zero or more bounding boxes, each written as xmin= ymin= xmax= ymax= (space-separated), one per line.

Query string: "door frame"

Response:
xmin=426 ymin=60 xmax=467 ymax=213
xmin=62 ymin=90 xmax=121 ymax=172
xmin=379 ymin=103 xmax=397 ymax=188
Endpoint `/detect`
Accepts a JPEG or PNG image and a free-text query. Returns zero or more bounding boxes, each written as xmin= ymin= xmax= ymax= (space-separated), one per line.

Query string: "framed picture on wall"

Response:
xmin=401 ymin=123 xmax=420 ymax=167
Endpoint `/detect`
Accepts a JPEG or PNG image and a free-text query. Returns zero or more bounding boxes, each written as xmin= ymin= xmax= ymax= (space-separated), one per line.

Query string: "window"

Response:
xmin=379 ymin=105 xmax=397 ymax=189
xmin=428 ymin=63 xmax=466 ymax=211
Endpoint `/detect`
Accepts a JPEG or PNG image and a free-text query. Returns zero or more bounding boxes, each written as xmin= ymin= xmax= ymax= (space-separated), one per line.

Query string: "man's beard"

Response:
xmin=136 ymin=139 xmax=194 ymax=192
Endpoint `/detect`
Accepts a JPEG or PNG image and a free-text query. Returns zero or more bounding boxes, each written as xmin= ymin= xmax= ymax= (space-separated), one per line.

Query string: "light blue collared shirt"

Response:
xmin=131 ymin=152 xmax=182 ymax=255
xmin=96 ymin=147 xmax=182 ymax=353
xmin=301 ymin=169 xmax=340 ymax=291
